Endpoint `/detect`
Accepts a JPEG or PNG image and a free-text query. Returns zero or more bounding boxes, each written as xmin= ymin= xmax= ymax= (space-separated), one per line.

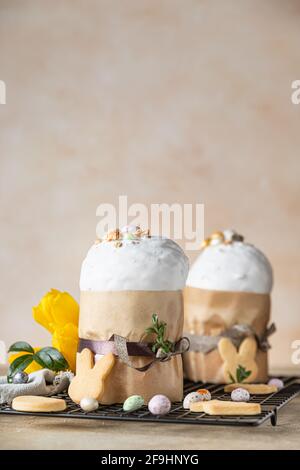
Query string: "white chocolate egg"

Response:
xmin=80 ymin=397 xmax=99 ymax=412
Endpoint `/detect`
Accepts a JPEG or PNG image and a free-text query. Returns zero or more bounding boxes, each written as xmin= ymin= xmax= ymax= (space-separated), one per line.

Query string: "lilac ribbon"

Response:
xmin=78 ymin=336 xmax=154 ymax=357
xmin=78 ymin=335 xmax=190 ymax=372
xmin=185 ymin=323 xmax=276 ymax=354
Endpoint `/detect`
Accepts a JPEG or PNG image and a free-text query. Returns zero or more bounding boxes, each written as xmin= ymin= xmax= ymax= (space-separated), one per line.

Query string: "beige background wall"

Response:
xmin=0 ymin=0 xmax=299 ymax=370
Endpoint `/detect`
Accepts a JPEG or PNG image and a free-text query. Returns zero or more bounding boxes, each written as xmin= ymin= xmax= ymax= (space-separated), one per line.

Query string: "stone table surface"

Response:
xmin=1 ymin=394 xmax=300 ymax=450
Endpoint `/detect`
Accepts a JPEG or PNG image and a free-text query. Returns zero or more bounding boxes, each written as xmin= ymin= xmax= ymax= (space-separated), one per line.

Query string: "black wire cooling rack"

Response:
xmin=1 ymin=376 xmax=299 ymax=427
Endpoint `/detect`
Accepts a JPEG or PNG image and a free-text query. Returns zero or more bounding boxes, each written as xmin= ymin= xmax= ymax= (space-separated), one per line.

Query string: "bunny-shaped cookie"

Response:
xmin=218 ymin=337 xmax=258 ymax=384
xmin=68 ymin=349 xmax=115 ymax=404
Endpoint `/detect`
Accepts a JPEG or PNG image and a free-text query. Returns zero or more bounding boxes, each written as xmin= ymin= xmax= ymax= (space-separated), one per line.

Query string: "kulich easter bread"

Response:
xmin=76 ymin=227 xmax=189 ymax=404
xmin=183 ymin=229 xmax=274 ymax=384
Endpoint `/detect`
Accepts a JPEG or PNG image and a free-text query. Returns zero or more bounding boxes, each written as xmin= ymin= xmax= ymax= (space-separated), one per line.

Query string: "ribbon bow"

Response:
xmin=112 ymin=335 xmax=190 ymax=372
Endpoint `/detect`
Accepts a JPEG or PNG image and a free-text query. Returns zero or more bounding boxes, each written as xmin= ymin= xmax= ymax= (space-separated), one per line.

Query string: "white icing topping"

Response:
xmin=187 ymin=241 xmax=273 ymax=294
xmin=80 ymin=236 xmax=189 ymax=291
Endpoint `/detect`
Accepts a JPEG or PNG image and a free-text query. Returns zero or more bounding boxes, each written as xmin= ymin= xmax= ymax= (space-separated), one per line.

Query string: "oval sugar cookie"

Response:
xmin=12 ymin=396 xmax=67 ymax=412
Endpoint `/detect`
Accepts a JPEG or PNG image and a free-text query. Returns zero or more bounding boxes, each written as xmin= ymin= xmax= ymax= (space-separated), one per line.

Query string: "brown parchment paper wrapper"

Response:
xmin=183 ymin=287 xmax=271 ymax=383
xmin=79 ymin=290 xmax=184 ymax=404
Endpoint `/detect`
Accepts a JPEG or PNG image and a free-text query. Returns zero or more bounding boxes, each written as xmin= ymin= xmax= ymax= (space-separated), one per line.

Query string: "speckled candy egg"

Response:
xmin=196 ymin=389 xmax=211 ymax=401
xmin=123 ymin=395 xmax=144 ymax=412
xmin=148 ymin=394 xmax=171 ymax=416
xmin=183 ymin=392 xmax=204 ymax=409
xmin=268 ymin=378 xmax=284 ymax=390
xmin=80 ymin=397 xmax=99 ymax=412
xmin=231 ymin=388 xmax=250 ymax=402
xmin=53 ymin=371 xmax=74 ymax=387
xmin=12 ymin=372 xmax=29 ymax=384
xmin=121 ymin=225 xmax=138 ymax=234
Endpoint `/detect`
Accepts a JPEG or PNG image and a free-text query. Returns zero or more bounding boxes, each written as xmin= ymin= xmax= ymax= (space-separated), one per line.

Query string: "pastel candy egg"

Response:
xmin=183 ymin=392 xmax=204 ymax=409
xmin=123 ymin=395 xmax=144 ymax=412
xmin=268 ymin=378 xmax=284 ymax=390
xmin=231 ymin=388 xmax=250 ymax=402
xmin=121 ymin=225 xmax=138 ymax=234
xmin=196 ymin=389 xmax=211 ymax=401
xmin=53 ymin=371 xmax=74 ymax=387
xmin=80 ymin=397 xmax=99 ymax=412
xmin=148 ymin=394 xmax=171 ymax=416
xmin=122 ymin=233 xmax=135 ymax=241
xmin=12 ymin=371 xmax=29 ymax=384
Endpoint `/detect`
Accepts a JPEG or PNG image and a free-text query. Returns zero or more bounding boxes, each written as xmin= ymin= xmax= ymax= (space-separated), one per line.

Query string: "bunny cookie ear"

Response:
xmin=92 ymin=352 xmax=116 ymax=379
xmin=218 ymin=338 xmax=237 ymax=362
xmin=239 ymin=337 xmax=257 ymax=361
xmin=76 ymin=348 xmax=94 ymax=376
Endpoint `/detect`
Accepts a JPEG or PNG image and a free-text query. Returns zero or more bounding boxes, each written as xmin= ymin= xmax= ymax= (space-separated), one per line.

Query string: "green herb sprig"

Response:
xmin=229 ymin=364 xmax=252 ymax=383
xmin=7 ymin=341 xmax=69 ymax=382
xmin=145 ymin=314 xmax=174 ymax=355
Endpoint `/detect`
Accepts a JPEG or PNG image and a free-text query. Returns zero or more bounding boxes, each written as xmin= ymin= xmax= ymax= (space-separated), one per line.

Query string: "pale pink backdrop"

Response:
xmin=0 ymin=0 xmax=300 ymax=371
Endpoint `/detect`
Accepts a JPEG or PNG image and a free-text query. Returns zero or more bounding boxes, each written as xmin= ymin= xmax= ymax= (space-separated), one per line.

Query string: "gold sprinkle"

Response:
xmin=201 ymin=238 xmax=210 ymax=249
xmin=140 ymin=229 xmax=150 ymax=238
xmin=134 ymin=228 xmax=143 ymax=237
xmin=210 ymin=231 xmax=225 ymax=241
xmin=115 ymin=241 xmax=122 ymax=248
xmin=94 ymin=238 xmax=101 ymax=245
xmin=106 ymin=229 xmax=120 ymax=241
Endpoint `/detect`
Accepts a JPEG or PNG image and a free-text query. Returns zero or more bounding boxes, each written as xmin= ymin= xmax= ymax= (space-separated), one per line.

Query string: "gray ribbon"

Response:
xmin=185 ymin=323 xmax=276 ymax=354
xmin=113 ymin=335 xmax=190 ymax=372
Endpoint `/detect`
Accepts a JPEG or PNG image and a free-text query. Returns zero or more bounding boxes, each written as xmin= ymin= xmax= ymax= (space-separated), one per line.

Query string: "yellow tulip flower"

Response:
xmin=32 ymin=289 xmax=79 ymax=372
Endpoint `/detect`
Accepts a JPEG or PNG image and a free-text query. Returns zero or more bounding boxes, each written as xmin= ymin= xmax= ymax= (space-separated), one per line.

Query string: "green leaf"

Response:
xmin=161 ymin=344 xmax=170 ymax=353
xmin=228 ymin=372 xmax=236 ymax=383
xmin=158 ymin=325 xmax=165 ymax=336
xmin=8 ymin=341 xmax=34 ymax=354
xmin=7 ymin=354 xmax=33 ymax=378
xmin=146 ymin=313 xmax=175 ymax=358
xmin=33 ymin=350 xmax=54 ymax=369
xmin=41 ymin=347 xmax=66 ymax=362
xmin=145 ymin=327 xmax=155 ymax=334
xmin=38 ymin=347 xmax=69 ymax=371
xmin=236 ymin=364 xmax=252 ymax=383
